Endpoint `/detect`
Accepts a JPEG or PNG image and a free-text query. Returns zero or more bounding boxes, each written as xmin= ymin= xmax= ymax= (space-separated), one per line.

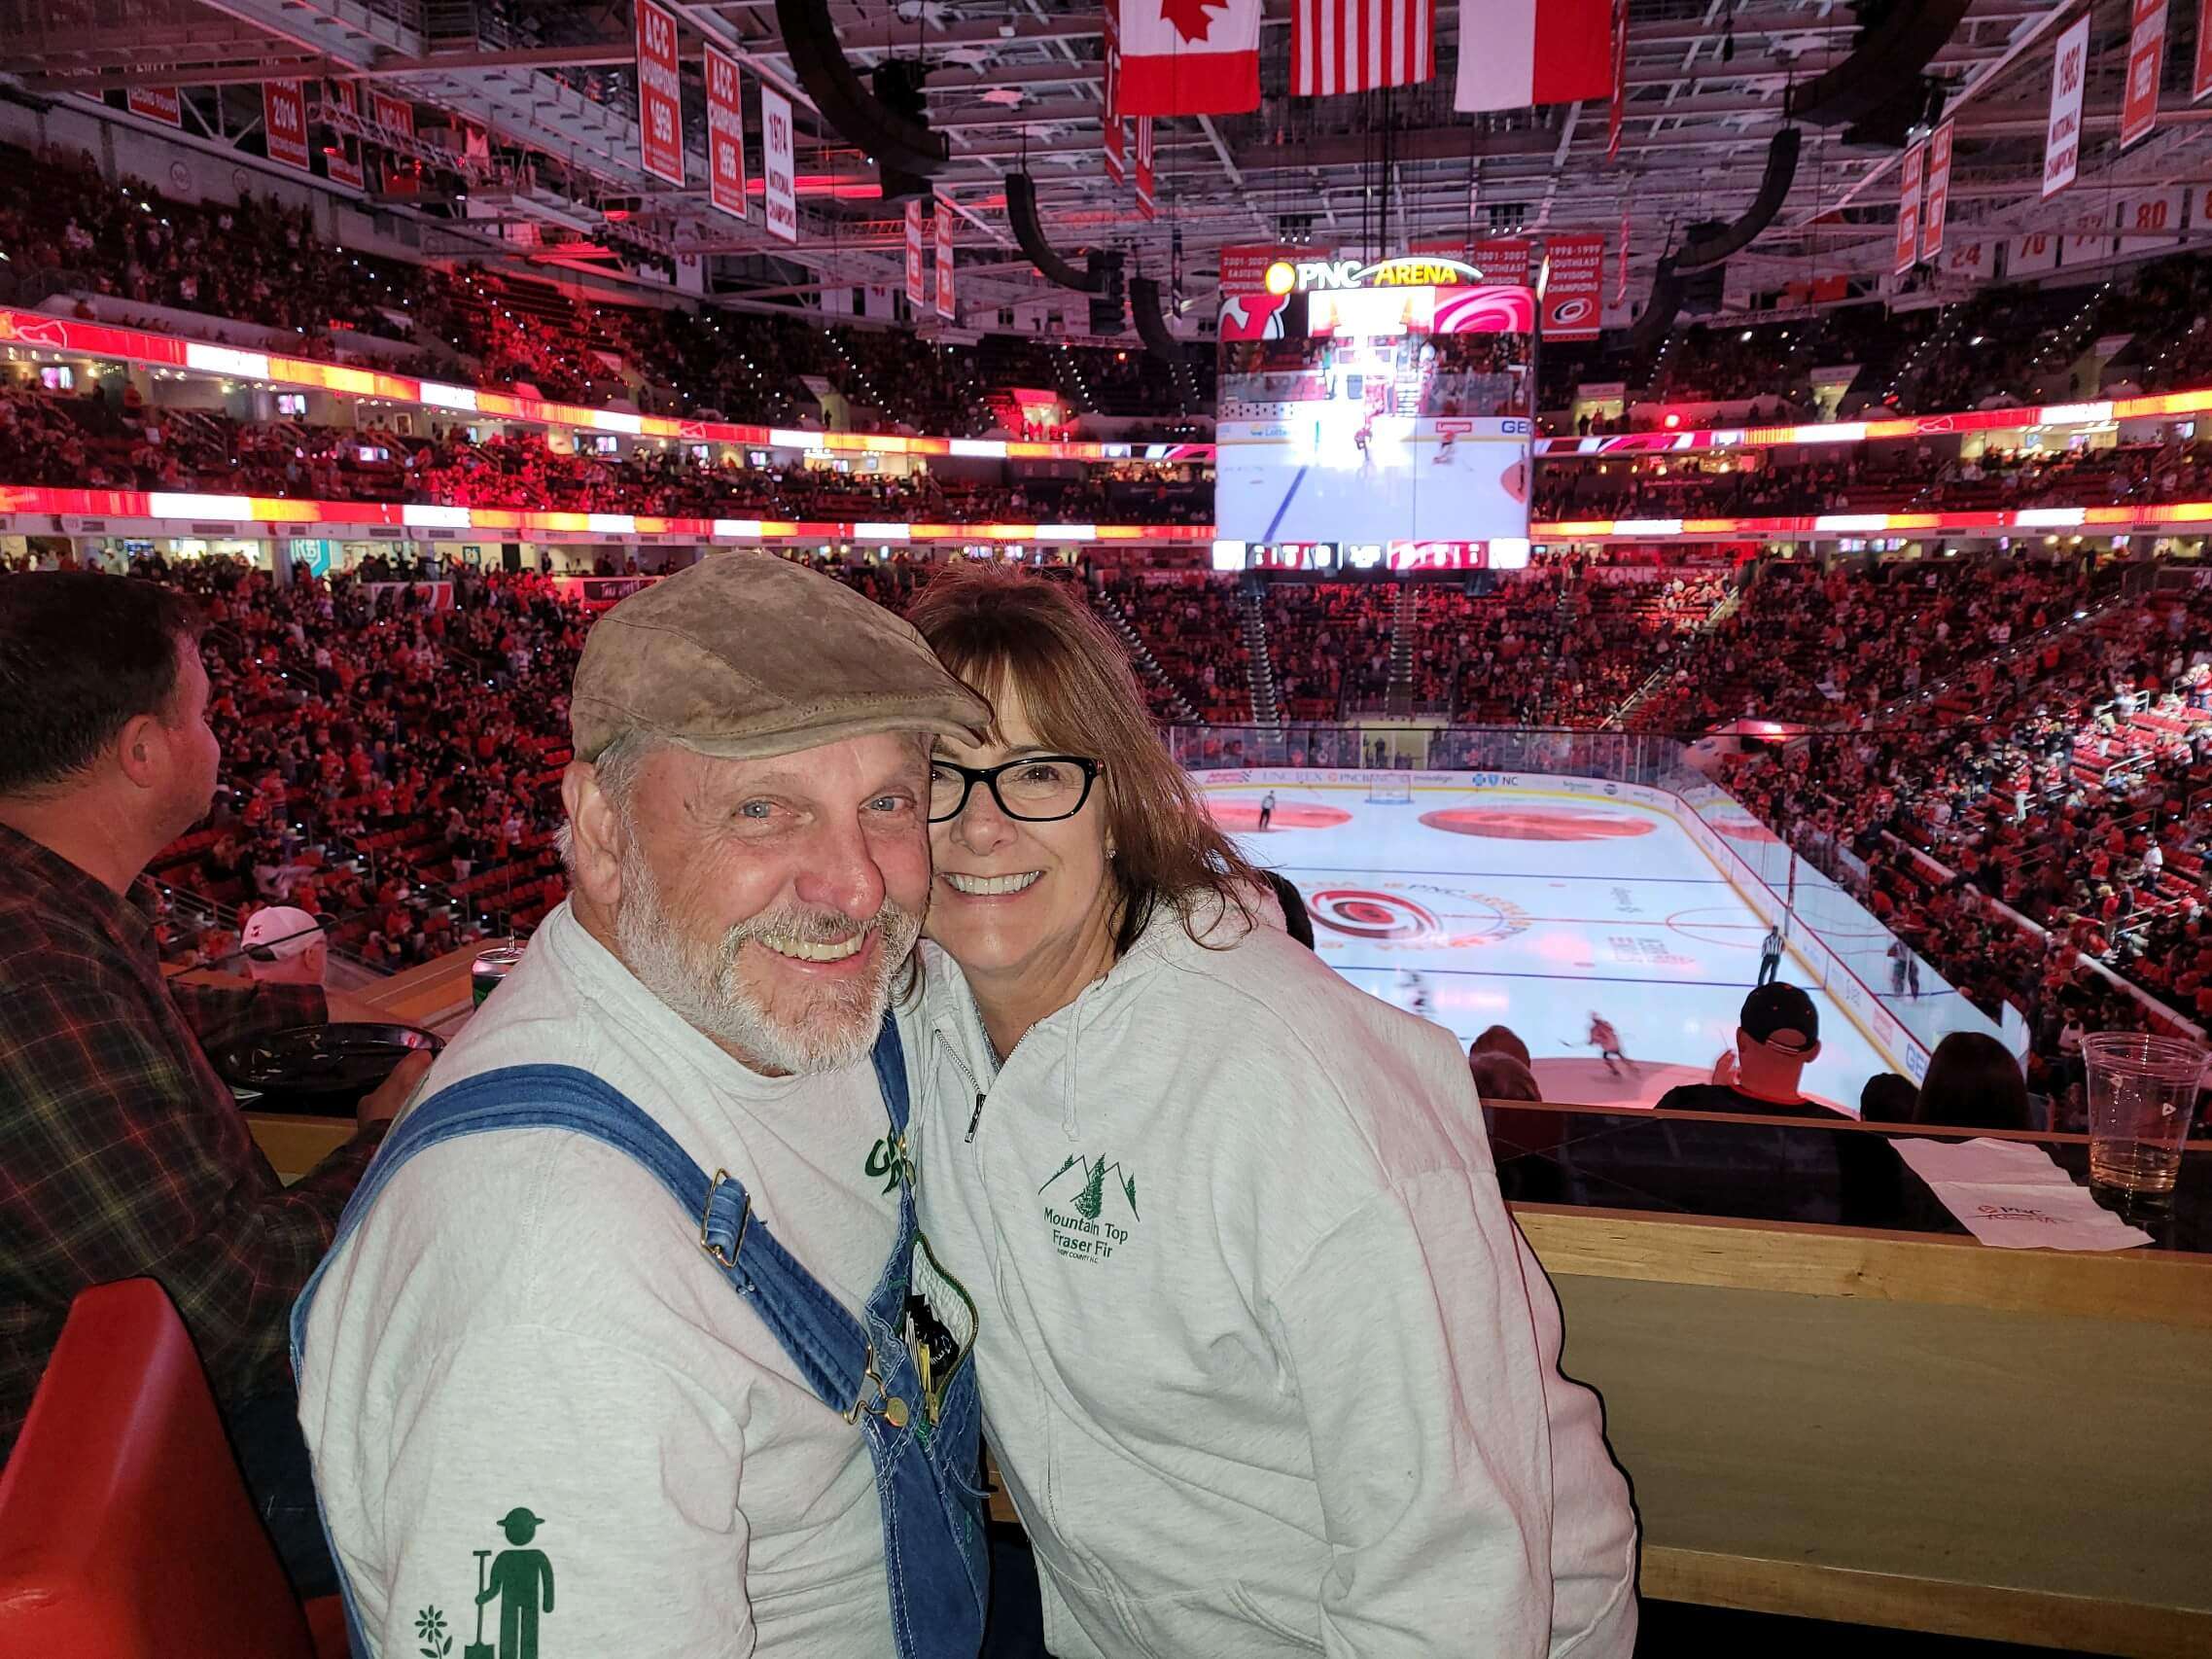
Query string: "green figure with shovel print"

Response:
xmin=471 ymin=1508 xmax=554 ymax=1659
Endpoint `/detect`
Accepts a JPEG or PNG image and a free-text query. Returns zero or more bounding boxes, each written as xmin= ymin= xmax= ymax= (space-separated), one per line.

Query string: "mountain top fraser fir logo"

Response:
xmin=1037 ymin=1152 xmax=1141 ymax=1264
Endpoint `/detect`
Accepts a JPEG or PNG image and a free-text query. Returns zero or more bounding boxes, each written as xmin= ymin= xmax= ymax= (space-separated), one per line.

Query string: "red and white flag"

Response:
xmin=1290 ymin=0 xmax=1433 ymax=96
xmin=1135 ymin=119 xmax=1157 ymax=220
xmin=1103 ymin=0 xmax=1126 ymax=184
xmin=1456 ymin=0 xmax=1613 ymax=113
xmin=1118 ymin=0 xmax=1261 ymax=116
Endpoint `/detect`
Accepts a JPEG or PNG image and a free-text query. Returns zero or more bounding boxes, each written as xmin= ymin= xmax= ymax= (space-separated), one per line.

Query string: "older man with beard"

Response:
xmin=295 ymin=554 xmax=994 ymax=1659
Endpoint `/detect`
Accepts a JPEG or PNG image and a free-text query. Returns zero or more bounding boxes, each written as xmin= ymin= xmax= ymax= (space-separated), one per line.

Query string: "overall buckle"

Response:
xmin=844 ymin=1344 xmax=910 ymax=1430
xmin=698 ymin=1169 xmax=752 ymax=1269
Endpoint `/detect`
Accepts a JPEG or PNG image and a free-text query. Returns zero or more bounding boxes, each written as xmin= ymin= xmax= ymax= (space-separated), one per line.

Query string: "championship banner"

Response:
xmin=1473 ymin=237 xmax=1532 ymax=287
xmin=934 ymin=194 xmax=957 ymax=320
xmin=635 ymin=0 xmax=685 ymax=187
xmin=1895 ymin=140 xmax=1924 ymax=274
xmin=2123 ymin=0 xmax=2168 ymax=147
xmin=320 ymin=83 xmax=366 ymax=189
xmin=704 ymin=44 xmax=747 ymax=219
xmin=1539 ymin=233 xmax=1603 ymax=339
xmin=1104 ymin=1 xmax=1126 ymax=184
xmin=2197 ymin=0 xmax=2212 ymax=100
xmin=263 ymin=81 xmax=310 ymax=170
xmin=1917 ymin=122 xmax=1953 ymax=265
xmin=1615 ymin=206 xmax=1630 ymax=303
xmin=370 ymin=91 xmax=414 ymax=137
xmin=2044 ymin=12 xmax=2091 ymax=198
xmin=1135 ymin=118 xmax=1156 ymax=220
xmin=127 ymin=86 xmax=183 ymax=128
xmin=1218 ymin=244 xmax=1310 ymax=292
xmin=905 ymin=200 xmax=927 ymax=308
xmin=761 ymin=86 xmax=798 ymax=243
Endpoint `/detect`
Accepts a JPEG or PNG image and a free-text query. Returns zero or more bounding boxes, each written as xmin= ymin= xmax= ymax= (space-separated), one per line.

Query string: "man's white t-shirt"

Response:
xmin=298 ymin=902 xmax=903 ymax=1656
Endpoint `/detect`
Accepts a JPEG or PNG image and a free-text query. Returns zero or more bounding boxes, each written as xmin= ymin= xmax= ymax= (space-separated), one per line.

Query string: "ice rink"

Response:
xmin=1204 ymin=777 xmax=1894 ymax=1112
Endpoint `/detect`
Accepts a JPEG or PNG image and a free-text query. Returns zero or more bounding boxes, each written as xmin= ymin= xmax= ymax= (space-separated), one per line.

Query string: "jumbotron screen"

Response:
xmin=1215 ymin=275 xmax=1535 ymax=547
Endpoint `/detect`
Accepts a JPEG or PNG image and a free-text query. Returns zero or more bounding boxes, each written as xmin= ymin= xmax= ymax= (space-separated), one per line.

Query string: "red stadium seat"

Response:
xmin=0 ymin=1279 xmax=344 ymax=1659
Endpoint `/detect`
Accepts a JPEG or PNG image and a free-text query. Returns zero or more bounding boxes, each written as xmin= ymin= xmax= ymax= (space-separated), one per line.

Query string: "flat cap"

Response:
xmin=569 ymin=553 xmax=991 ymax=762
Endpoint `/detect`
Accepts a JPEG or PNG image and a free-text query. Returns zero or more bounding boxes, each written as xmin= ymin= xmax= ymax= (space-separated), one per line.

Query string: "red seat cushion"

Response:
xmin=0 ymin=1279 xmax=322 ymax=1659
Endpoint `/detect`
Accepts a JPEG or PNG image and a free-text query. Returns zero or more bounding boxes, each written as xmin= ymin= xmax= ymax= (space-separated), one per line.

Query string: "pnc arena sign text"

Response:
xmin=1263 ymin=255 xmax=1485 ymax=294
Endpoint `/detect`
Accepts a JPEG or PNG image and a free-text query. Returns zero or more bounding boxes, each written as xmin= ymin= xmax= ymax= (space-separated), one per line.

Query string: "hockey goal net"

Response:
xmin=1367 ymin=775 xmax=1414 ymax=804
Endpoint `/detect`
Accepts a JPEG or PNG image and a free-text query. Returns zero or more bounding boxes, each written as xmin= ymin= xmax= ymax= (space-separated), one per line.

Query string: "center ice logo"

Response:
xmin=1305 ymin=882 xmax=1531 ymax=949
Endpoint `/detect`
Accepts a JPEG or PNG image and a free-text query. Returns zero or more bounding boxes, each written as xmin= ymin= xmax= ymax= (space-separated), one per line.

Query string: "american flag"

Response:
xmin=1291 ymin=0 xmax=1434 ymax=97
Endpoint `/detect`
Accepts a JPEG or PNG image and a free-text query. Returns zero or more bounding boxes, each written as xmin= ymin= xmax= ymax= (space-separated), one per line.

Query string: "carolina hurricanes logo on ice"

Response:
xmin=1305 ymin=883 xmax=1531 ymax=949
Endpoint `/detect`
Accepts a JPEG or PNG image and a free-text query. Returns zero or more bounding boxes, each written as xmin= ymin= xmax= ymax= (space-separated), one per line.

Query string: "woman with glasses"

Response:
xmin=896 ymin=567 xmax=1637 ymax=1659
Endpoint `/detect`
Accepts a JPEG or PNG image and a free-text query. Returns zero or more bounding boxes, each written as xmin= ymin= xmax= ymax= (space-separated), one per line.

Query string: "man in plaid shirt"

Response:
xmin=0 ymin=571 xmax=426 ymax=1592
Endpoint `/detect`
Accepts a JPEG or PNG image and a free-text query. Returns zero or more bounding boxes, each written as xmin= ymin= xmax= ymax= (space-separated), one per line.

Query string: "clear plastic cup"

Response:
xmin=2081 ymin=1032 xmax=2206 ymax=1198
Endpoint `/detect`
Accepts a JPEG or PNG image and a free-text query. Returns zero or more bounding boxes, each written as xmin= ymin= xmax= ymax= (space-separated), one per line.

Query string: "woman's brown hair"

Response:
xmin=904 ymin=563 xmax=1263 ymax=957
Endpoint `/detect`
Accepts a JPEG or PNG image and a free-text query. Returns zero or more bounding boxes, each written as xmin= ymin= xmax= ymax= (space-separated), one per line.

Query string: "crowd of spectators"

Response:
xmin=2 ymin=551 xmax=584 ymax=973
xmin=1535 ymin=433 xmax=2212 ymax=522
xmin=1262 ymin=582 xmax=1398 ymax=719
xmin=1715 ymin=579 xmax=2212 ymax=1112
xmin=1537 ymin=254 xmax=2212 ymax=432
xmin=11 ymin=530 xmax=2210 ymax=1125
xmin=0 ymin=140 xmax=1202 ymax=436
xmin=1625 ymin=555 xmax=2096 ymax=733
xmin=0 ymin=377 xmax=1211 ymax=526
xmin=1099 ymin=574 xmax=1251 ymax=723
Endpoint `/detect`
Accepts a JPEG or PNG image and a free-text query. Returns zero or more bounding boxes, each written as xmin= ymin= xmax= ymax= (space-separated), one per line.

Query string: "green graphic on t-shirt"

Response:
xmin=470 ymin=1508 xmax=554 ymax=1659
xmin=866 ymin=1131 xmax=916 ymax=1195
xmin=415 ymin=1606 xmax=453 ymax=1658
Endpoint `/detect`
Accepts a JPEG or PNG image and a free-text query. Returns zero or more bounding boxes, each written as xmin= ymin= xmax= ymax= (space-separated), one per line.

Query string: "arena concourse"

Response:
xmin=1 ymin=5 xmax=2208 ymax=1657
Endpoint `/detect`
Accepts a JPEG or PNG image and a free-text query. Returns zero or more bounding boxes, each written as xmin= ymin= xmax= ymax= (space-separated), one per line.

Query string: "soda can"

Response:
xmin=471 ymin=941 xmax=526 ymax=1007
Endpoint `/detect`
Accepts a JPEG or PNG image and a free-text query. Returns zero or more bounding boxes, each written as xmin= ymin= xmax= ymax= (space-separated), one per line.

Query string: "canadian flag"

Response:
xmin=1455 ymin=0 xmax=1615 ymax=114
xmin=1119 ymin=0 xmax=1262 ymax=116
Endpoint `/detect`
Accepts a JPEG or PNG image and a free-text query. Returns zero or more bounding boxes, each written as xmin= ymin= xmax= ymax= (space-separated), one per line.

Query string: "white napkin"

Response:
xmin=1893 ymin=1136 xmax=2156 ymax=1251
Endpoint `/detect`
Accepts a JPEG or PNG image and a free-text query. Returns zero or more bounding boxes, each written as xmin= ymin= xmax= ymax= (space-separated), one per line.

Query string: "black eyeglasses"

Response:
xmin=929 ymin=756 xmax=1103 ymax=824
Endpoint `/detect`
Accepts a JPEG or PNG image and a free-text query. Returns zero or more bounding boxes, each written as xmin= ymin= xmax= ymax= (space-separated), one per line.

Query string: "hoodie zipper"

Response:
xmin=965 ymin=1090 xmax=987 ymax=1143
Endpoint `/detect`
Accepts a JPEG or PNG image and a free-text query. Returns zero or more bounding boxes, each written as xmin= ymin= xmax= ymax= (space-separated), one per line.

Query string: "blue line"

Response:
xmin=1261 ymin=462 xmax=1309 ymax=541
xmin=1329 ymin=965 xmax=1767 ymax=990
xmin=1265 ymin=865 xmax=1732 ymax=885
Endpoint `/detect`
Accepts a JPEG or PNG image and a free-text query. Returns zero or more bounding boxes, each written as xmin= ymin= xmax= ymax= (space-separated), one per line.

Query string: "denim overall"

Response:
xmin=290 ymin=1017 xmax=987 ymax=1658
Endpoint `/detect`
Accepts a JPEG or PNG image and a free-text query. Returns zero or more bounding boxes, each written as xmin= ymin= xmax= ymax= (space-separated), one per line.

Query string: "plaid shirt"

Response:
xmin=0 ymin=821 xmax=383 ymax=1460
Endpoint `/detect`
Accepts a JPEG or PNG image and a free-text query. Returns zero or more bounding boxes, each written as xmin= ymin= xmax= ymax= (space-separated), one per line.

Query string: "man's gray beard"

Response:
xmin=614 ymin=837 xmax=917 ymax=1075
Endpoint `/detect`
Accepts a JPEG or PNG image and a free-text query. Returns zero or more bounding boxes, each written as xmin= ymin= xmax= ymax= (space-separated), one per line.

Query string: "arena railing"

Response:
xmin=1167 ymin=724 xmax=2008 ymax=1081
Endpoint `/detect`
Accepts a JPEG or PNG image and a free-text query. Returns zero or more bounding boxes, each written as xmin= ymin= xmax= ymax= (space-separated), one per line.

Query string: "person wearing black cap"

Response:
xmin=1654 ymin=982 xmax=1849 ymax=1119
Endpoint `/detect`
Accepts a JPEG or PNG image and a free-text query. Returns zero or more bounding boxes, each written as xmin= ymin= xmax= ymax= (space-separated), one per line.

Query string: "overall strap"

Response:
xmin=871 ymin=1012 xmax=911 ymax=1138
xmin=303 ymin=1041 xmax=904 ymax=1414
